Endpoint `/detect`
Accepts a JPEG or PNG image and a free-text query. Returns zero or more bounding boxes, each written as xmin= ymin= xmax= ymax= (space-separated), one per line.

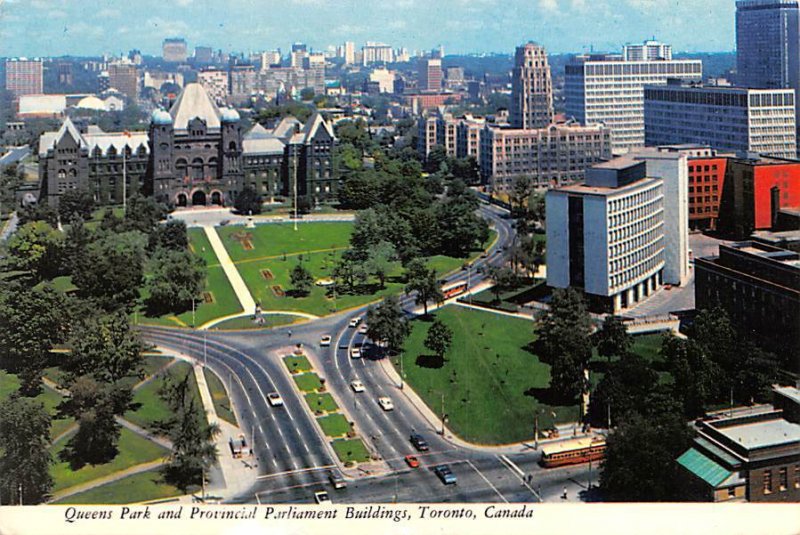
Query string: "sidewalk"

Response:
xmin=202 ymin=226 xmax=256 ymax=321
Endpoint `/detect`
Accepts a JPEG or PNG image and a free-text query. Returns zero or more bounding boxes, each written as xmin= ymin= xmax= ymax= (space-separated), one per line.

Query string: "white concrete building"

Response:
xmin=197 ymin=69 xmax=229 ymax=104
xmin=547 ymin=157 xmax=667 ymax=312
xmin=565 ymin=52 xmax=702 ymax=154
xmin=623 ymin=40 xmax=672 ymax=61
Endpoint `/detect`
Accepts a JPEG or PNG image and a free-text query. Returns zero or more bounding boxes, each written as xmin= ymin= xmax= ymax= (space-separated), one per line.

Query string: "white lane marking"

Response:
xmin=497 ymin=454 xmax=542 ymax=502
xmin=255 ymin=464 xmax=336 ymax=481
xmin=467 ymin=460 xmax=508 ymax=503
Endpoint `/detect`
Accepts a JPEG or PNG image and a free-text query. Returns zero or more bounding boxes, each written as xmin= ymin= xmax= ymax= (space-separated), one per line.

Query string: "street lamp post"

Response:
xmin=191 ymin=297 xmax=196 ymax=329
xmin=440 ymin=393 xmax=446 ymax=435
xmin=399 ymin=353 xmax=404 ymax=390
xmin=203 ymin=330 xmax=207 ymax=367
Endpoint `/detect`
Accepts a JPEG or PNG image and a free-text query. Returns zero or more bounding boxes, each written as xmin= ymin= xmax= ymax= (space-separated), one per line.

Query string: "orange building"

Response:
xmin=688 ymin=156 xmax=728 ymax=230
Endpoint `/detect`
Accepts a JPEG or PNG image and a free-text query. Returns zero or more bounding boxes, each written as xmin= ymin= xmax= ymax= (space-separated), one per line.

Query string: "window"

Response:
xmin=727 ymin=487 xmax=736 ymax=498
xmin=779 ymin=467 xmax=787 ymax=491
xmin=763 ymin=470 xmax=773 ymax=494
xmin=795 ymin=465 xmax=800 ymax=489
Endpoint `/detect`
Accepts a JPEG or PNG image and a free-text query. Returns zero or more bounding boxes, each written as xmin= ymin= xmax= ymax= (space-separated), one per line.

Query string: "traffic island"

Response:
xmin=331 ymin=438 xmax=371 ymax=465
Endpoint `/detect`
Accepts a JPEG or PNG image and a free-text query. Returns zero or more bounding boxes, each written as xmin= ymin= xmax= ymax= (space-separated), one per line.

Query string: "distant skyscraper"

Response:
xmin=107 ymin=61 xmax=139 ymax=99
xmin=362 ymin=42 xmax=394 ymax=65
xmin=510 ymin=42 xmax=553 ymax=129
xmin=736 ymin=0 xmax=800 ymax=155
xmin=343 ymin=41 xmax=355 ymax=65
xmin=623 ymin=40 xmax=672 ymax=61
xmin=57 ymin=62 xmax=73 ymax=86
xmin=260 ymin=50 xmax=282 ymax=70
xmin=163 ymin=38 xmax=188 ymax=63
xmin=194 ymin=46 xmax=214 ymax=64
xmin=5 ymin=58 xmax=43 ymax=97
xmin=419 ymin=58 xmax=443 ymax=91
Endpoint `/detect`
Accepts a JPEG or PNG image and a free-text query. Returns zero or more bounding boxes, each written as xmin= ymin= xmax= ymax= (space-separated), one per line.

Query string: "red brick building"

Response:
xmin=688 ymin=156 xmax=728 ymax=230
xmin=404 ymin=92 xmax=462 ymax=113
xmin=719 ymin=156 xmax=800 ymax=239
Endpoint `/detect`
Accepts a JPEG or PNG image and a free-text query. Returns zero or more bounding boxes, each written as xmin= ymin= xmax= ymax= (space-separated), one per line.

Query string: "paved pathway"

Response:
xmin=202 ymin=226 xmax=257 ymax=324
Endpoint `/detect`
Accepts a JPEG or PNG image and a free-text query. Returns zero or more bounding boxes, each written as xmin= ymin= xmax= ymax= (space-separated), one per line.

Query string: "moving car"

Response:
xmin=348 ymin=316 xmax=362 ymax=328
xmin=267 ymin=392 xmax=284 ymax=407
xmin=350 ymin=346 xmax=362 ymax=359
xmin=319 ymin=335 xmax=332 ymax=346
xmin=377 ymin=396 xmax=394 ymax=411
xmin=405 ymin=455 xmax=420 ymax=468
xmin=350 ymin=379 xmax=365 ymax=393
xmin=313 ymin=490 xmax=330 ymax=504
xmin=328 ymin=471 xmax=347 ymax=490
xmin=410 ymin=433 xmax=429 ymax=451
xmin=358 ymin=324 xmax=368 ymax=335
xmin=433 ymin=464 xmax=457 ymax=485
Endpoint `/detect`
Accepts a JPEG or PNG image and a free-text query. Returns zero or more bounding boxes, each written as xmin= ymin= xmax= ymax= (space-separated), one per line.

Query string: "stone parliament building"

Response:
xmin=37 ymin=83 xmax=337 ymax=209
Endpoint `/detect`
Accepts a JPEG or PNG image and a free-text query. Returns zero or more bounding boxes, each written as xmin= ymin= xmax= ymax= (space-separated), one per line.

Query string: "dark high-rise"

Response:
xmin=510 ymin=42 xmax=553 ymax=129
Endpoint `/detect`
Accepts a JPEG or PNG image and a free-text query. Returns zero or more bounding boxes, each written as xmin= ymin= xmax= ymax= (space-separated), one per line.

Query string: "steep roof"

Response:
xmin=300 ymin=112 xmax=335 ymax=144
xmin=83 ymin=131 xmax=150 ymax=156
xmin=169 ymin=83 xmax=221 ymax=131
xmin=242 ymin=123 xmax=284 ymax=155
xmin=39 ymin=116 xmax=84 ymax=156
xmin=273 ymin=115 xmax=303 ymax=139
xmin=677 ymin=448 xmax=732 ymax=488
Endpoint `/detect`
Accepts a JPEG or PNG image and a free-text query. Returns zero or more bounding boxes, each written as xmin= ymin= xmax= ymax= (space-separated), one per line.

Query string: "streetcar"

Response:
xmin=539 ymin=436 xmax=606 ymax=468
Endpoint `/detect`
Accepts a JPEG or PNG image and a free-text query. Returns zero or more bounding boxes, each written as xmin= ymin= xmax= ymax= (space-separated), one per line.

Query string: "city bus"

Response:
xmin=539 ymin=436 xmax=606 ymax=468
xmin=442 ymin=281 xmax=468 ymax=300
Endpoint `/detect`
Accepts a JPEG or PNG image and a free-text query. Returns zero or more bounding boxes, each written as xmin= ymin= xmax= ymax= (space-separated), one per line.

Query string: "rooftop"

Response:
xmin=715 ymin=418 xmax=800 ymax=450
xmin=773 ymin=385 xmax=800 ymax=407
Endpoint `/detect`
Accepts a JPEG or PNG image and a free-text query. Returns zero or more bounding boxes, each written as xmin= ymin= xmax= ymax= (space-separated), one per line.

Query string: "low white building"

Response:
xmin=547 ymin=157 xmax=667 ymax=312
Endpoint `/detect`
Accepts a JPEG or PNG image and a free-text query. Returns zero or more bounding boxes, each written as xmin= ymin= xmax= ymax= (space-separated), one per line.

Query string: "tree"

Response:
xmin=0 ymin=282 xmax=69 ymax=395
xmin=72 ymin=230 xmax=147 ymax=311
xmin=333 ymin=251 xmax=369 ymax=293
xmin=661 ymin=334 xmax=723 ymax=418
xmin=366 ymin=295 xmax=409 ymax=354
xmin=149 ymin=219 xmax=188 ymax=251
xmin=588 ymin=353 xmax=659 ymax=427
xmin=350 ymin=208 xmax=385 ymax=257
xmin=424 ymin=319 xmax=453 ymax=360
xmin=404 ymin=259 xmax=443 ymax=316
xmin=510 ymin=175 xmax=533 ymax=215
xmin=365 ymin=241 xmax=397 ymax=289
xmin=5 ymin=221 xmax=64 ymax=281
xmin=57 ymin=188 xmax=95 ymax=224
xmin=0 ymin=395 xmax=53 ymax=504
xmin=62 ymin=217 xmax=92 ymax=274
xmin=145 ymin=249 xmax=205 ymax=314
xmin=289 ymin=262 xmax=314 ymax=297
xmin=300 ymin=87 xmax=315 ymax=101
xmin=599 ymin=409 xmax=693 ymax=501
xmin=234 ymin=186 xmax=263 ymax=215
xmin=156 ymin=373 xmax=219 ymax=493
xmin=436 ymin=193 xmax=489 ymax=257
xmin=17 ymin=202 xmax=58 ymax=227
xmin=488 ymin=265 xmax=516 ymax=303
xmin=537 ymin=288 xmax=593 ymax=401
xmin=424 ymin=145 xmax=448 ymax=174
xmin=337 ymin=172 xmax=380 ymax=209
xmin=510 ymin=234 xmax=545 ymax=277
xmin=594 ymin=315 xmax=632 ymax=363
xmin=64 ymin=312 xmax=144 ymax=384
xmin=123 ymin=194 xmax=167 ymax=234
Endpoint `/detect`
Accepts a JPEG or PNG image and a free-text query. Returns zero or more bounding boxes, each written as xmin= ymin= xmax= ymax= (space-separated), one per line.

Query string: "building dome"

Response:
xmin=151 ymin=109 xmax=173 ymax=125
xmin=220 ymin=107 xmax=240 ymax=123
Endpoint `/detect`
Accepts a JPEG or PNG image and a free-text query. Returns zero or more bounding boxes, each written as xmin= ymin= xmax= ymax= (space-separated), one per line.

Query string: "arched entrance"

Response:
xmin=191 ymin=190 xmax=207 ymax=206
xmin=210 ymin=190 xmax=223 ymax=206
xmin=176 ymin=193 xmax=188 ymax=207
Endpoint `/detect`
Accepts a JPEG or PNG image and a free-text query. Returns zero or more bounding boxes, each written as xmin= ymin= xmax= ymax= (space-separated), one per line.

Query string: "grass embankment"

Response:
xmin=203 ymin=367 xmax=237 ymax=426
xmin=52 ymin=469 xmax=181 ymax=504
xmin=125 ymin=361 xmax=204 ymax=430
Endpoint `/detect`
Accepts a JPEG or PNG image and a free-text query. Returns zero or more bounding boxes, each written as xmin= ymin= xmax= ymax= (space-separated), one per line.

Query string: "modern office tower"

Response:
xmin=290 ymin=43 xmax=308 ymax=68
xmin=361 ymin=42 xmax=394 ymax=65
xmin=736 ymin=0 xmax=800 ymax=155
xmin=5 ymin=58 xmax=44 ymax=97
xmin=57 ymin=62 xmax=73 ymax=86
xmin=686 ymin=149 xmax=731 ymax=231
xmin=107 ymin=61 xmax=139 ymax=100
xmin=128 ymin=49 xmax=143 ymax=65
xmin=260 ymin=50 xmax=282 ymax=70
xmin=623 ymin=40 xmax=672 ymax=61
xmin=229 ymin=65 xmax=256 ymax=103
xmin=419 ymin=58 xmax=443 ymax=92
xmin=480 ymin=122 xmax=611 ymax=190
xmin=510 ymin=42 xmax=553 ymax=129
xmin=368 ymin=68 xmax=396 ymax=94
xmin=546 ymin=157 xmax=667 ymax=313
xmin=194 ymin=46 xmax=214 ymax=64
xmin=304 ymin=53 xmax=326 ymax=93
xmin=394 ymin=48 xmax=410 ymax=63
xmin=416 ymin=113 xmax=485 ymax=162
xmin=644 ymin=84 xmax=797 ymax=159
xmin=197 ymin=69 xmax=229 ymax=104
xmin=695 ymin=241 xmax=800 ymax=364
xmin=162 ymin=38 xmax=188 ymax=63
xmin=565 ymin=51 xmax=702 ymax=154
xmin=342 ymin=41 xmax=355 ymax=65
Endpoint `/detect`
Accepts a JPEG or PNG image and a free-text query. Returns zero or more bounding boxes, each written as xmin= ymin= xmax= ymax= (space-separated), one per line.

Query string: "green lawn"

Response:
xmin=217 ymin=222 xmax=354 ymax=262
xmin=331 ymin=438 xmax=371 ymax=464
xmin=187 ymin=228 xmax=220 ymax=266
xmin=0 ymin=371 xmax=74 ymax=442
xmin=397 ymin=305 xmax=579 ymax=444
xmin=209 ymin=314 xmax=298 ymax=330
xmin=294 ymin=373 xmax=323 ymax=392
xmin=305 ymin=392 xmax=338 ymax=414
xmin=203 ymin=367 xmax=237 ymax=426
xmin=50 ymin=427 xmax=168 ymax=492
xmin=52 ymin=469 xmax=181 ymax=505
xmin=283 ymin=355 xmax=312 ymax=374
xmin=125 ymin=361 xmax=204 ymax=430
xmin=317 ymin=414 xmax=351 ymax=438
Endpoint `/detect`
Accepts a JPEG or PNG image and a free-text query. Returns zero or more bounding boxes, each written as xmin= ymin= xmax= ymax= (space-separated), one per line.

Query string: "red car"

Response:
xmin=405 ymin=455 xmax=420 ymax=468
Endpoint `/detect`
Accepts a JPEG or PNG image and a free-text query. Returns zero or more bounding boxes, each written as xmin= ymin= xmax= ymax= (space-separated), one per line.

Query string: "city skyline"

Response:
xmin=1 ymin=0 xmax=738 ymax=58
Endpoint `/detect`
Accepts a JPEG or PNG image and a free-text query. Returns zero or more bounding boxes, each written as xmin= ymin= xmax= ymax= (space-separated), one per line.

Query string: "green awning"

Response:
xmin=677 ymin=448 xmax=732 ymax=487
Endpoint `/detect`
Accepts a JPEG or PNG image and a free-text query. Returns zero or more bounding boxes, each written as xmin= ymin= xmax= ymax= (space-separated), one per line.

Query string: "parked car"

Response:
xmin=319 ymin=335 xmax=332 ymax=346
xmin=350 ymin=379 xmax=365 ymax=393
xmin=267 ymin=392 xmax=284 ymax=407
xmin=433 ymin=464 xmax=457 ymax=485
xmin=410 ymin=433 xmax=429 ymax=451
xmin=377 ymin=396 xmax=394 ymax=411
xmin=328 ymin=471 xmax=347 ymax=490
xmin=405 ymin=455 xmax=420 ymax=468
xmin=313 ymin=490 xmax=330 ymax=504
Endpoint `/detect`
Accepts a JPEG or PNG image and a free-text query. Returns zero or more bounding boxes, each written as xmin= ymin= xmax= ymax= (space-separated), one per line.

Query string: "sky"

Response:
xmin=0 ymin=0 xmax=737 ymax=58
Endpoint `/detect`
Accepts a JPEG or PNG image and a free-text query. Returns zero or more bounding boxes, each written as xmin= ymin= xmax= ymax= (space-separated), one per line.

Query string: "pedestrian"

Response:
xmin=562 ymin=486 xmax=568 ymax=500
xmin=288 ymin=329 xmax=292 ymax=338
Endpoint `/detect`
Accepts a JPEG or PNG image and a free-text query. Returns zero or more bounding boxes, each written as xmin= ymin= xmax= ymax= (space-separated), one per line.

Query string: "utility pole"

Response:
xmin=399 ymin=353 xmax=404 ymax=390
xmin=18 ymin=482 xmax=22 ymax=506
xmin=191 ymin=297 xmax=196 ymax=329
xmin=203 ymin=330 xmax=208 ymax=367
xmin=292 ymin=150 xmax=298 ymax=231
xmin=440 ymin=393 xmax=445 ymax=435
xmin=534 ymin=413 xmax=539 ymax=450
xmin=122 ymin=132 xmax=131 ymax=216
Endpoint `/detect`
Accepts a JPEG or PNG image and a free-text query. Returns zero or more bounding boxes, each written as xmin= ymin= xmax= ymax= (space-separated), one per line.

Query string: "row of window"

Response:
xmin=763 ymin=466 xmax=799 ymax=494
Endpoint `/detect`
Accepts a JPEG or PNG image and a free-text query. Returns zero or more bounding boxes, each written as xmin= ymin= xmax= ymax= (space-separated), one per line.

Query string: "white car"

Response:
xmin=319 ymin=335 xmax=332 ymax=346
xmin=314 ymin=490 xmax=330 ymax=504
xmin=358 ymin=324 xmax=368 ymax=335
xmin=267 ymin=392 xmax=284 ymax=407
xmin=377 ymin=396 xmax=394 ymax=411
xmin=350 ymin=346 xmax=362 ymax=359
xmin=348 ymin=316 xmax=362 ymax=328
xmin=350 ymin=380 xmax=365 ymax=393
